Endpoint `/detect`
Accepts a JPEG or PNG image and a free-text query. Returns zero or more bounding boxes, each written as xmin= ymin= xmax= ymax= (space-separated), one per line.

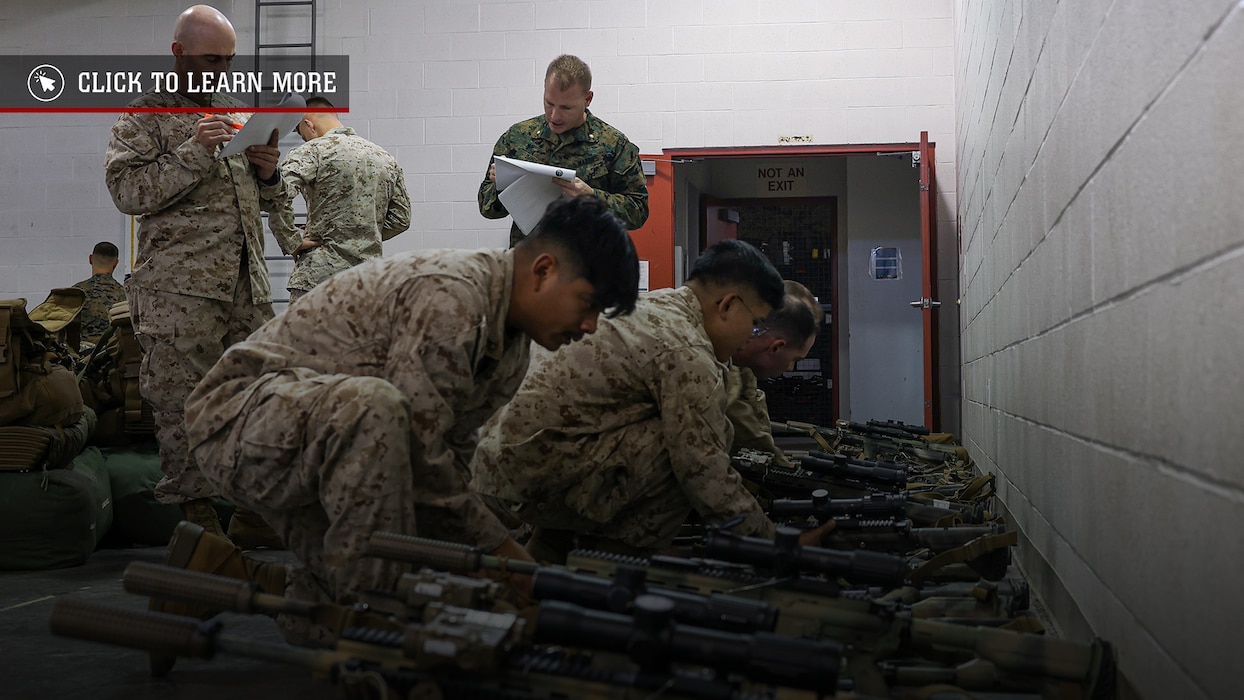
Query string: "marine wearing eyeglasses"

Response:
xmin=726 ymin=280 xmax=824 ymax=468
xmin=470 ymin=239 xmax=834 ymax=564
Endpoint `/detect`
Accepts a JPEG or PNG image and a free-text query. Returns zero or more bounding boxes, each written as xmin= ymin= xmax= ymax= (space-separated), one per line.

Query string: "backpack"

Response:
xmin=0 ymin=296 xmax=87 ymax=472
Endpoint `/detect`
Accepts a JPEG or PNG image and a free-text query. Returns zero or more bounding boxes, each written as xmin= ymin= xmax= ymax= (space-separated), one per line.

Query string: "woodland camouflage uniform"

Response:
xmin=479 ymin=110 xmax=648 ymax=247
xmin=72 ymin=273 xmax=126 ymax=345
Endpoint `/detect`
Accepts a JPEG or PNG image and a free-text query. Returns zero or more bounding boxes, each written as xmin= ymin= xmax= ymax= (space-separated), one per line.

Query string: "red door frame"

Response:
xmin=628 ymin=157 xmax=676 ymax=290
xmin=918 ymin=132 xmax=940 ymax=429
xmin=638 ymin=139 xmax=940 ymax=429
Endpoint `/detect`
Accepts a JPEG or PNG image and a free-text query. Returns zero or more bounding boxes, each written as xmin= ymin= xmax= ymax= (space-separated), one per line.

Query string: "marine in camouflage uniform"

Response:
xmin=72 ymin=273 xmax=126 ymax=346
xmin=471 ymin=285 xmax=777 ymax=560
xmin=104 ymin=89 xmax=286 ymax=507
xmin=725 ymin=365 xmax=792 ymax=468
xmin=269 ymin=123 xmax=411 ymax=301
xmin=479 ymin=55 xmax=647 ymax=247
xmin=727 ymin=282 xmax=822 ymax=469
xmin=185 ymin=250 xmax=529 ymax=603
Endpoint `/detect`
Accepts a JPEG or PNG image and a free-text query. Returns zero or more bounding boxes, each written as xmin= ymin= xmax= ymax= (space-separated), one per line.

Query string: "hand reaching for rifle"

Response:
xmin=485 ymin=536 xmax=535 ymax=605
xmin=797 ymin=519 xmax=837 ymax=548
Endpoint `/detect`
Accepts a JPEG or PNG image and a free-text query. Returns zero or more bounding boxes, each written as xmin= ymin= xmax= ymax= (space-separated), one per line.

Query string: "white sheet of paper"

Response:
xmin=498 ymin=175 xmax=563 ymax=235
xmin=216 ymin=92 xmax=306 ymax=159
xmin=493 ymin=155 xmax=577 ymax=234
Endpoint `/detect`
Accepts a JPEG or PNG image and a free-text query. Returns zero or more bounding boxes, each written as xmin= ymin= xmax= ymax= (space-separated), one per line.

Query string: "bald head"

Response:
xmin=171 ymin=5 xmax=236 ymax=99
xmin=172 ymin=5 xmax=236 ymax=60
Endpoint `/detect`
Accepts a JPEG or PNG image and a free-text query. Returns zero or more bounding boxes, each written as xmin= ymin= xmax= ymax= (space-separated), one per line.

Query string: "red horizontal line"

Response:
xmin=0 ymin=107 xmax=348 ymax=113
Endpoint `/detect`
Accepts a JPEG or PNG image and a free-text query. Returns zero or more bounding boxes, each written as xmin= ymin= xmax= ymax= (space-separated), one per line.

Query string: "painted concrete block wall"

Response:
xmin=955 ymin=1 xmax=1244 ymax=697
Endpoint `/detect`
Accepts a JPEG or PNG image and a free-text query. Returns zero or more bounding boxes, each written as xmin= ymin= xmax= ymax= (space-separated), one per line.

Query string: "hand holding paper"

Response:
xmin=493 ymin=155 xmax=577 ymax=234
xmin=216 ymin=92 xmax=307 ymax=159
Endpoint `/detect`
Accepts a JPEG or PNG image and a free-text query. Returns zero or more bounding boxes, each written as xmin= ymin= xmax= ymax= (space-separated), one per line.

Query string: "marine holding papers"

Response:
xmin=479 ymin=54 xmax=649 ymax=247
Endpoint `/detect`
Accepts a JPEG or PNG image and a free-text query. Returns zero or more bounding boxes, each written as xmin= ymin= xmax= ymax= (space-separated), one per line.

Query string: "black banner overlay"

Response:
xmin=1 ymin=55 xmax=350 ymax=111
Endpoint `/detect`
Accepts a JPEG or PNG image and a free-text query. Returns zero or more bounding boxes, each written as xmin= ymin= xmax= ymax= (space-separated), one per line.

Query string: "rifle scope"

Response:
xmin=532 ymin=567 xmax=778 ymax=634
xmin=703 ymin=527 xmax=912 ymax=586
xmin=534 ymin=596 xmax=841 ymax=693
xmin=769 ymin=490 xmax=908 ymax=520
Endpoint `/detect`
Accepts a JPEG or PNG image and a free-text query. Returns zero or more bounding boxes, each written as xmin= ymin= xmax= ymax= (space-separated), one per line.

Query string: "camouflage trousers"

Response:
xmin=127 ymin=277 xmax=272 ymax=505
xmin=192 ymin=369 xmax=416 ymax=604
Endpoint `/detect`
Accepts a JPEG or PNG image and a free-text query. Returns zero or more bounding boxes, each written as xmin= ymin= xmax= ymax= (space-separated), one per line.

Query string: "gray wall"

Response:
xmin=844 ymin=155 xmax=923 ymax=425
xmin=955 ymin=1 xmax=1244 ymax=697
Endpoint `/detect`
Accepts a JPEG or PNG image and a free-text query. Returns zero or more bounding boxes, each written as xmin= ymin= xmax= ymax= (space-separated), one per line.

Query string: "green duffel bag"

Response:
xmin=101 ymin=448 xmax=183 ymax=546
xmin=100 ymin=448 xmax=236 ymax=547
xmin=0 ymin=446 xmax=113 ymax=570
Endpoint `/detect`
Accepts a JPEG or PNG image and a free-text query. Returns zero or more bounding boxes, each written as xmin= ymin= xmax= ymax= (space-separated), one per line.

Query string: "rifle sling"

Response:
xmin=906 ymin=531 xmax=1018 ymax=584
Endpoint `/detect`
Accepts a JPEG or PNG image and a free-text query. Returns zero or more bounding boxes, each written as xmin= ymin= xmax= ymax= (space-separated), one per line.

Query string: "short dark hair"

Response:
xmin=305 ymin=95 xmax=335 ymax=109
xmin=92 ymin=241 xmax=119 ymax=259
xmin=520 ymin=195 xmax=639 ymax=318
xmin=687 ymin=239 xmax=784 ymax=311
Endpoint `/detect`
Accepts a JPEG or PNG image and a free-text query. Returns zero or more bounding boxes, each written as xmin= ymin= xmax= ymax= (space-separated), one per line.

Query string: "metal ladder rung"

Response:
xmin=257 ymin=42 xmax=315 ymax=49
xmin=258 ymin=1 xmax=315 ymax=7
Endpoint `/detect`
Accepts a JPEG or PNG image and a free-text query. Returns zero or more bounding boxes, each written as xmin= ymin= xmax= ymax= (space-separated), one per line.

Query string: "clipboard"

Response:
xmin=216 ymin=92 xmax=306 ymax=159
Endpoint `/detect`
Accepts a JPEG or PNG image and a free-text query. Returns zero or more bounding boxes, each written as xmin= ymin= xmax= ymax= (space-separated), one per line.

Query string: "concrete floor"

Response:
xmin=1 ymin=546 xmax=337 ymax=700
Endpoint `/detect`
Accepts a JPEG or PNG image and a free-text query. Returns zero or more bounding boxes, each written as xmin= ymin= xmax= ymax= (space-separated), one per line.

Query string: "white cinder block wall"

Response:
xmin=956 ymin=1 xmax=1244 ymax=698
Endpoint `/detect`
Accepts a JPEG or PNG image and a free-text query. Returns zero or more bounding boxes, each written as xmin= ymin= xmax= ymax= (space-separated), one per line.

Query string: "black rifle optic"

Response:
xmin=703 ymin=527 xmax=912 ymax=586
xmin=534 ymin=594 xmax=843 ymax=694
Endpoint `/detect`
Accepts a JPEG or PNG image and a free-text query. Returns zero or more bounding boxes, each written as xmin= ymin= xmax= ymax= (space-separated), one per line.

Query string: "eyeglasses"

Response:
xmin=736 ymin=297 xmax=768 ymax=338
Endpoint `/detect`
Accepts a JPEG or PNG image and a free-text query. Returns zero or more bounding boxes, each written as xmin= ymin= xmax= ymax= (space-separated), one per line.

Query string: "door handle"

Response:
xmin=909 ymin=298 xmax=941 ymax=309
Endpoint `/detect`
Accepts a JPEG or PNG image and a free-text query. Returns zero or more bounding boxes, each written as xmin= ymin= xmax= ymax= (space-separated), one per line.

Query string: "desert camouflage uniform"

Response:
xmin=72 ymin=273 xmax=126 ymax=345
xmin=186 ymin=249 xmax=523 ymax=603
xmin=725 ymin=365 xmax=793 ymax=468
xmin=471 ymin=286 xmax=774 ymax=558
xmin=269 ymin=126 xmax=411 ymax=298
xmin=479 ymin=110 xmax=648 ymax=246
xmin=104 ymin=89 xmax=285 ymax=504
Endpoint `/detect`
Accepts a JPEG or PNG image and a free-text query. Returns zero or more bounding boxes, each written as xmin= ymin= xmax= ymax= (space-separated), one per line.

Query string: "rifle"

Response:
xmin=363 ymin=534 xmax=1100 ymax=697
xmin=64 ymin=563 xmax=851 ymax=698
xmin=731 ymin=448 xmax=892 ymax=502
xmin=556 ymin=546 xmax=1110 ymax=697
xmin=771 ymin=488 xmax=990 ymax=528
xmin=366 ymin=532 xmax=779 ymax=635
xmin=774 ymin=420 xmax=969 ymax=470
xmin=49 ymin=598 xmax=798 ymax=700
xmin=701 ymin=527 xmax=912 ymax=587
xmin=797 ymin=451 xmax=910 ymax=491
xmin=865 ymin=418 xmax=929 ymax=437
xmin=819 ymin=520 xmax=1009 ymax=555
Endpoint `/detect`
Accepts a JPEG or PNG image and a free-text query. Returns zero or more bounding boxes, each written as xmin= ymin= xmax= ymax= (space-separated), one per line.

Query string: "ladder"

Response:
xmin=254 ymin=0 xmax=317 ymax=309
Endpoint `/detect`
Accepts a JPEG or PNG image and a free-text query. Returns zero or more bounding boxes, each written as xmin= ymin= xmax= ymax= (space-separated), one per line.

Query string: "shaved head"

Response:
xmin=173 ymin=5 xmax=235 ymax=50
xmin=170 ymin=5 xmax=236 ymax=100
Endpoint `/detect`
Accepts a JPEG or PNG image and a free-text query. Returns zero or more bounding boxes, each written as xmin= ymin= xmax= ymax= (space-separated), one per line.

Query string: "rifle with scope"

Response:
xmin=770 ymin=488 xmax=990 ymax=527
xmin=359 ymin=533 xmax=1105 ymax=697
xmin=53 ymin=562 xmax=852 ymax=699
xmin=773 ymin=419 xmax=970 ymax=469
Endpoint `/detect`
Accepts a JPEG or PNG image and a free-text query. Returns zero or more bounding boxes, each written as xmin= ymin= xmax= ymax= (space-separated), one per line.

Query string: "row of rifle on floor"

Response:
xmin=49 ymin=418 xmax=1117 ymax=700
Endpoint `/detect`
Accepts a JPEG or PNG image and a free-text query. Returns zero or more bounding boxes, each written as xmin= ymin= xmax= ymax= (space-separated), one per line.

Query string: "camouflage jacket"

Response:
xmin=471 ymin=286 xmax=775 ymax=550
xmin=269 ymin=126 xmax=412 ymax=292
xmin=72 ymin=273 xmax=126 ymax=345
xmin=104 ymin=90 xmax=288 ymax=302
xmin=725 ymin=365 xmax=792 ymax=468
xmin=185 ymin=249 xmax=527 ymax=550
xmin=478 ymin=110 xmax=648 ymax=245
